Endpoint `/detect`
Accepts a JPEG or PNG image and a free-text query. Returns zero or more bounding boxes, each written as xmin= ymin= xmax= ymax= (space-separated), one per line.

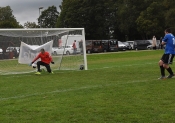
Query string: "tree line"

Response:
xmin=0 ymin=0 xmax=175 ymax=41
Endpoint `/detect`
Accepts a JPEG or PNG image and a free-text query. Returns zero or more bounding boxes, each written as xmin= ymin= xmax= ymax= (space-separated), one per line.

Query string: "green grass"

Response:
xmin=1 ymin=50 xmax=175 ymax=123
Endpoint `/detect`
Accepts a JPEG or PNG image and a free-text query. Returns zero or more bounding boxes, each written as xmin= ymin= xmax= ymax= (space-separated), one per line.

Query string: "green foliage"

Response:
xmin=57 ymin=0 xmax=114 ymax=39
xmin=57 ymin=0 xmax=173 ymax=40
xmin=38 ymin=6 xmax=59 ymax=28
xmin=163 ymin=0 xmax=175 ymax=31
xmin=165 ymin=8 xmax=175 ymax=30
xmin=0 ymin=6 xmax=22 ymax=28
xmin=136 ymin=2 xmax=165 ymax=39
xmin=117 ymin=0 xmax=137 ymax=34
xmin=24 ymin=21 xmax=39 ymax=28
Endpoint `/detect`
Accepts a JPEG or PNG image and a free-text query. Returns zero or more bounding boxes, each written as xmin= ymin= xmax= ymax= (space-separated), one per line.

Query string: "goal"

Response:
xmin=0 ymin=28 xmax=87 ymax=75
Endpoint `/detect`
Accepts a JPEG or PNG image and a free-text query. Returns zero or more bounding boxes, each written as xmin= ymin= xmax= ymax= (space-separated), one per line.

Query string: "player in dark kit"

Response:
xmin=158 ymin=28 xmax=175 ymax=79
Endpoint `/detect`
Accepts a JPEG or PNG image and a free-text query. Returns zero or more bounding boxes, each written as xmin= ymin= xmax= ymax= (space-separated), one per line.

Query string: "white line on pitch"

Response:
xmin=0 ymin=79 xmax=161 ymax=101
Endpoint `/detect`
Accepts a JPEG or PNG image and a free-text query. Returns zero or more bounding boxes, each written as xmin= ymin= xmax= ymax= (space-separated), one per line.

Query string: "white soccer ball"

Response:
xmin=79 ymin=65 xmax=84 ymax=70
xmin=32 ymin=63 xmax=37 ymax=68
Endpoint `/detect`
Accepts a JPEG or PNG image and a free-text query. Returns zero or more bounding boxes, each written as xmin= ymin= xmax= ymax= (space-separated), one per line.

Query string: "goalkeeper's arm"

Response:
xmin=49 ymin=54 xmax=54 ymax=64
xmin=31 ymin=54 xmax=40 ymax=64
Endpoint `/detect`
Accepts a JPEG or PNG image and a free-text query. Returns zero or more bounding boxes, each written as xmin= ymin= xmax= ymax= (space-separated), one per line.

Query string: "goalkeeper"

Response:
xmin=31 ymin=48 xmax=54 ymax=75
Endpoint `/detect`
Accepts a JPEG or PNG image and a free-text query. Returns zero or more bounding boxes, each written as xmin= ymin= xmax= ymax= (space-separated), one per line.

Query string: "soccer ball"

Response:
xmin=32 ymin=63 xmax=37 ymax=68
xmin=79 ymin=65 xmax=84 ymax=70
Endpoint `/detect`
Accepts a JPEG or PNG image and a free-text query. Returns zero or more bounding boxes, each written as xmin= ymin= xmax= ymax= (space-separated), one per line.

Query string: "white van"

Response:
xmin=59 ymin=35 xmax=84 ymax=53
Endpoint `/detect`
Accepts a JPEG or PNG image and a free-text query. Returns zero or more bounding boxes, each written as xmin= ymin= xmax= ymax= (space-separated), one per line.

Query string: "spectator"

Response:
xmin=13 ymin=48 xmax=18 ymax=58
xmin=72 ymin=40 xmax=77 ymax=54
xmin=152 ymin=35 xmax=157 ymax=50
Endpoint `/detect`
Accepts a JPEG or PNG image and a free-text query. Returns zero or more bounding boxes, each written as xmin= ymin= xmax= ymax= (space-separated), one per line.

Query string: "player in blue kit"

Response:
xmin=158 ymin=28 xmax=175 ymax=79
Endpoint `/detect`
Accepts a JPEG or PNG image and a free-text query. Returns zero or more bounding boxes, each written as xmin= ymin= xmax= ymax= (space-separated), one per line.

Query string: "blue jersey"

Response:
xmin=162 ymin=33 xmax=175 ymax=54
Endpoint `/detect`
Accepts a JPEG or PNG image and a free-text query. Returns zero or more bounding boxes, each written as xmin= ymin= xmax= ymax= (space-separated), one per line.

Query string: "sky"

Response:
xmin=1 ymin=0 xmax=62 ymax=26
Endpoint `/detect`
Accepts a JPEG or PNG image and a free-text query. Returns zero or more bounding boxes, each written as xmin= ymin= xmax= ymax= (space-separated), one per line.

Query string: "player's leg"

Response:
xmin=158 ymin=54 xmax=166 ymax=79
xmin=45 ymin=65 xmax=52 ymax=73
xmin=42 ymin=62 xmax=52 ymax=73
xmin=34 ymin=61 xmax=43 ymax=74
xmin=36 ymin=61 xmax=47 ymax=74
xmin=36 ymin=61 xmax=42 ymax=72
xmin=163 ymin=54 xmax=174 ymax=78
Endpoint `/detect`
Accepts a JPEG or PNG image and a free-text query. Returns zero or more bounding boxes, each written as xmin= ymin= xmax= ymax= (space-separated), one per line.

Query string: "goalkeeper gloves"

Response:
xmin=51 ymin=61 xmax=54 ymax=64
xmin=29 ymin=62 xmax=34 ymax=66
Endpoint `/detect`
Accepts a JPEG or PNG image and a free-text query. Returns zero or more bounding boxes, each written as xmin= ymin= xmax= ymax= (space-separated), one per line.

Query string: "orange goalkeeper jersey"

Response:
xmin=32 ymin=52 xmax=52 ymax=64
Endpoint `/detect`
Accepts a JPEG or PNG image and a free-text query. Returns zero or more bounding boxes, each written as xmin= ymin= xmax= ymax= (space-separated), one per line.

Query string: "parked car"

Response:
xmin=86 ymin=39 xmax=119 ymax=54
xmin=86 ymin=40 xmax=104 ymax=54
xmin=126 ymin=41 xmax=137 ymax=50
xmin=134 ymin=40 xmax=151 ymax=50
xmin=118 ymin=41 xmax=127 ymax=51
xmin=123 ymin=42 xmax=132 ymax=50
xmin=101 ymin=39 xmax=118 ymax=52
xmin=52 ymin=45 xmax=77 ymax=55
xmin=0 ymin=48 xmax=2 ymax=54
xmin=6 ymin=47 xmax=20 ymax=54
xmin=147 ymin=45 xmax=153 ymax=50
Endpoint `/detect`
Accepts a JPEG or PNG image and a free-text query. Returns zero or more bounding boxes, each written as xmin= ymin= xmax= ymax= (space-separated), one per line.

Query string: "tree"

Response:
xmin=24 ymin=21 xmax=39 ymax=28
xmin=0 ymin=6 xmax=22 ymax=28
xmin=115 ymin=0 xmax=152 ymax=40
xmin=136 ymin=1 xmax=165 ymax=39
xmin=57 ymin=0 xmax=114 ymax=39
xmin=163 ymin=0 xmax=175 ymax=32
xmin=56 ymin=0 xmax=174 ymax=40
xmin=38 ymin=6 xmax=59 ymax=28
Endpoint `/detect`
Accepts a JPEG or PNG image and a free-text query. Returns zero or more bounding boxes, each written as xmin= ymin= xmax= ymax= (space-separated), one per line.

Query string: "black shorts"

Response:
xmin=161 ymin=54 xmax=174 ymax=64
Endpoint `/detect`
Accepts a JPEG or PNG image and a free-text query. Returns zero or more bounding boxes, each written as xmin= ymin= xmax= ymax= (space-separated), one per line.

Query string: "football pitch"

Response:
xmin=1 ymin=50 xmax=175 ymax=123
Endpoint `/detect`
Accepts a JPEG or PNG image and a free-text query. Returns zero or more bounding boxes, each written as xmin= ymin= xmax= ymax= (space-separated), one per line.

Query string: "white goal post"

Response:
xmin=0 ymin=28 xmax=87 ymax=75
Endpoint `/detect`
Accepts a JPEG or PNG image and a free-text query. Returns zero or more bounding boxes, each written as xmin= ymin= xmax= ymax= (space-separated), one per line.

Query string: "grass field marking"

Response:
xmin=0 ymin=85 xmax=101 ymax=101
xmin=2 ymin=56 xmax=171 ymax=76
xmin=100 ymin=61 xmax=158 ymax=70
xmin=0 ymin=78 xmax=162 ymax=101
xmin=6 ymin=74 xmax=33 ymax=78
xmin=0 ymin=62 xmax=159 ymax=79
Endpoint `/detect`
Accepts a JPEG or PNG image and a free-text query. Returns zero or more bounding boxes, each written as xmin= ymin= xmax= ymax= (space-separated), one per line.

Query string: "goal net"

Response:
xmin=0 ymin=28 xmax=87 ymax=75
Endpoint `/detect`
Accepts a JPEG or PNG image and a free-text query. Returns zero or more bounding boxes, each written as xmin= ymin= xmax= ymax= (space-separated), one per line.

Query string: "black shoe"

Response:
xmin=158 ymin=76 xmax=166 ymax=80
xmin=166 ymin=74 xmax=174 ymax=78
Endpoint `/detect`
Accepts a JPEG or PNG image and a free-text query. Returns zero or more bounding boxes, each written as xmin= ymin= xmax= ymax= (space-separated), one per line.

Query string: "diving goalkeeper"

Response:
xmin=30 ymin=48 xmax=54 ymax=75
